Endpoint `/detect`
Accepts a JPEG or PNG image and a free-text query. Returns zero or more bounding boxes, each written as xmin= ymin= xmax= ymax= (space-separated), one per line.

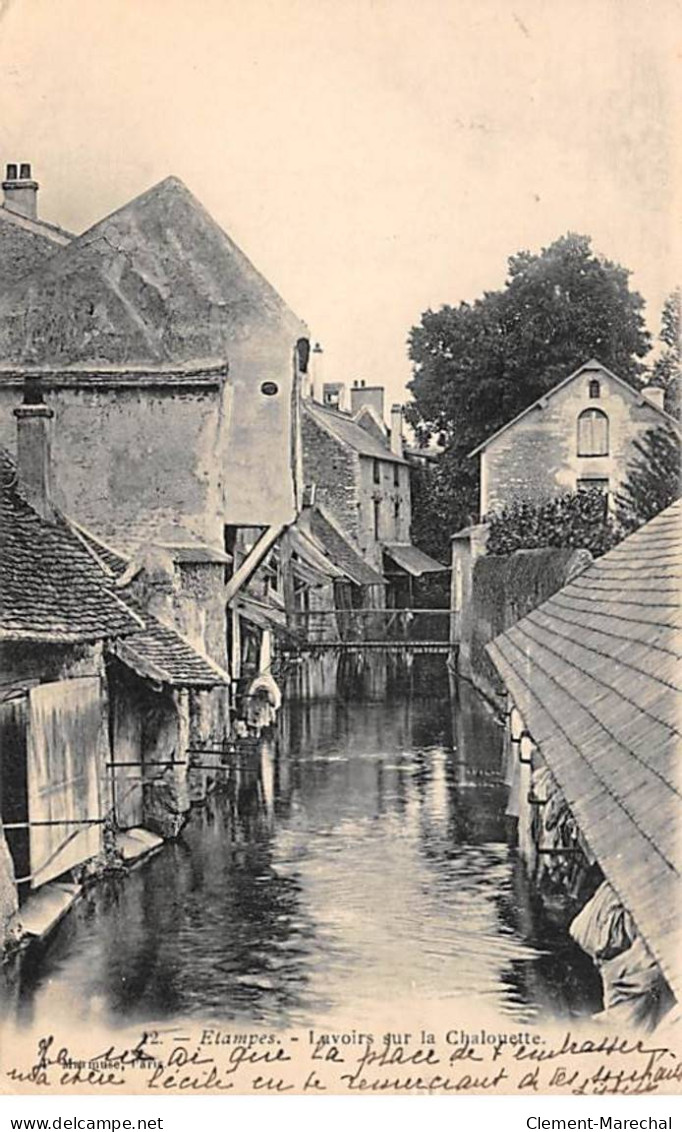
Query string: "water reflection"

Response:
xmin=4 ymin=673 xmax=600 ymax=1030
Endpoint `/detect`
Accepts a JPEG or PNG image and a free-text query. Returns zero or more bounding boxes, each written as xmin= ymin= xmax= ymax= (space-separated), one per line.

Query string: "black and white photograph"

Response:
xmin=0 ymin=0 xmax=680 ymax=1099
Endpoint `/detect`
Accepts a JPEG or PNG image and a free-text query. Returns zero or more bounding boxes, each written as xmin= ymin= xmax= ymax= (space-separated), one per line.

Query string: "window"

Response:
xmin=393 ymin=464 xmax=400 ymax=487
xmin=577 ymin=477 xmax=609 ymax=494
xmin=589 ymin=379 xmax=601 ymax=399
xmin=374 ymin=500 xmax=381 ymax=539
xmin=373 ymin=459 xmax=381 ymax=485
xmin=393 ymin=500 xmax=400 ymax=527
xmin=577 ymin=408 xmax=608 ymax=456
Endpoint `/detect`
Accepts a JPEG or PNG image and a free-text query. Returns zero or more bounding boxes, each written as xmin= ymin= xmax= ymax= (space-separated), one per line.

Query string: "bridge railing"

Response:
xmin=289 ymin=608 xmax=451 ymax=646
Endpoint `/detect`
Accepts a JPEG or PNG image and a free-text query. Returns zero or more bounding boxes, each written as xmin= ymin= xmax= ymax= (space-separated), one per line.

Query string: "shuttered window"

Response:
xmin=577 ymin=409 xmax=609 ymax=456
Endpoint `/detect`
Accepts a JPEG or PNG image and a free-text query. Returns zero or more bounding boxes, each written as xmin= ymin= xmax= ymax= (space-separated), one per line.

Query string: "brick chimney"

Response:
xmin=13 ymin=377 xmax=56 ymax=520
xmin=2 ymin=162 xmax=39 ymax=220
xmin=641 ymin=385 xmax=666 ymax=412
xmin=390 ymin=404 xmax=403 ymax=458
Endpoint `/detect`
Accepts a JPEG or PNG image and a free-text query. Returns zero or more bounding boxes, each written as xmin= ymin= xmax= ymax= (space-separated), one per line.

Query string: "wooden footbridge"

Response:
xmin=290 ymin=608 xmax=451 ymax=655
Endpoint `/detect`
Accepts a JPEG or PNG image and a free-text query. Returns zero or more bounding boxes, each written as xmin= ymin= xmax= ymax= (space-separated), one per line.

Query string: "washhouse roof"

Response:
xmin=487 ymin=500 xmax=682 ymax=1000
xmin=383 ymin=543 xmax=448 ymax=576
xmin=309 ymin=506 xmax=385 ymax=587
xmin=113 ymin=621 xmax=230 ymax=689
xmin=0 ymin=449 xmax=143 ymax=643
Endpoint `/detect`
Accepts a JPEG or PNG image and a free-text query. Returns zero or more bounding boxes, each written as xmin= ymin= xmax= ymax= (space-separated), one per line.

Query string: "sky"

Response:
xmin=0 ymin=0 xmax=679 ymax=408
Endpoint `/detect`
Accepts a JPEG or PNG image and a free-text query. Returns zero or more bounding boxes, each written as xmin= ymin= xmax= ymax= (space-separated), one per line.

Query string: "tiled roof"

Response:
xmin=113 ymin=620 xmax=229 ymax=688
xmin=487 ymin=501 xmax=682 ymax=999
xmin=310 ymin=507 xmax=385 ymax=587
xmin=0 ymin=450 xmax=143 ymax=642
xmin=305 ymin=401 xmax=407 ymax=464
xmin=383 ymin=543 xmax=448 ymax=575
xmin=74 ymin=524 xmax=230 ymax=688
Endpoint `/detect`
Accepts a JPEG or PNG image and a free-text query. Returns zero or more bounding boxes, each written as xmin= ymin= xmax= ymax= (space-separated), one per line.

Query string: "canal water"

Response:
xmin=4 ymin=673 xmax=600 ymax=1033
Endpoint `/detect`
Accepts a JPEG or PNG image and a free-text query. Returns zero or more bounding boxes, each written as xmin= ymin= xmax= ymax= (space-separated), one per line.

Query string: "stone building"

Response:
xmin=0 ymin=162 xmax=313 ymax=724
xmin=0 ymin=383 xmax=231 ymax=950
xmin=469 ymin=358 xmax=677 ymax=518
xmin=301 ymin=382 xmax=445 ymax=607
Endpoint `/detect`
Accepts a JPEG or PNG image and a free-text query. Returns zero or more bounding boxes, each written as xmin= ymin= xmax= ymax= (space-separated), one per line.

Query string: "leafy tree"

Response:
xmin=406 ymin=233 xmax=651 ymax=541
xmin=616 ymin=426 xmax=681 ymax=532
xmin=486 ymin=491 xmax=619 ymax=557
xmin=650 ymin=289 xmax=680 ymax=419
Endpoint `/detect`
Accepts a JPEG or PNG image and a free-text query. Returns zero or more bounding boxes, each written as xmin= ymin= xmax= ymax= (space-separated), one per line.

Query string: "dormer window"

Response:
xmin=577 ymin=408 xmax=609 ymax=456
xmin=589 ymin=379 xmax=601 ymax=399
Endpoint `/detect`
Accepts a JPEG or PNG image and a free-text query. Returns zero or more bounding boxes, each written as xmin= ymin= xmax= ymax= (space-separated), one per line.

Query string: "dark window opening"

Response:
xmin=393 ymin=500 xmax=400 ymax=527
xmin=589 ymin=379 xmax=601 ymax=399
xmin=393 ymin=464 xmax=400 ymax=487
xmin=374 ymin=500 xmax=381 ymax=539
xmin=373 ymin=459 xmax=381 ymax=485
xmin=577 ymin=476 xmax=609 ymax=517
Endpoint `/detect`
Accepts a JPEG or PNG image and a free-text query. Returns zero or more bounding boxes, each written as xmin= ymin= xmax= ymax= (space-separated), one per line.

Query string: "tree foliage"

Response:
xmin=616 ymin=426 xmax=681 ymax=532
xmin=486 ymin=491 xmax=619 ymax=557
xmin=406 ymin=233 xmax=651 ymax=541
xmin=650 ymin=289 xmax=681 ymax=420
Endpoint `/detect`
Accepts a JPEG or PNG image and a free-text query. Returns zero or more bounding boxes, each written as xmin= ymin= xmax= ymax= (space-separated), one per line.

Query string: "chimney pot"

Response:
xmin=2 ymin=161 xmax=39 ymax=220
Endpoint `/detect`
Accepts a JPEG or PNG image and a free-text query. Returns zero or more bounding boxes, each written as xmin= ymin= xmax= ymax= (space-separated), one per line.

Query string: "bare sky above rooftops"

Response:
xmin=0 ymin=0 xmax=679 ymax=410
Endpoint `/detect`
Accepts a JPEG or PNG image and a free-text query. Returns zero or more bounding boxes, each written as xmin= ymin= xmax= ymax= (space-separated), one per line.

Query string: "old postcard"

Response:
xmin=0 ymin=0 xmax=680 ymax=1099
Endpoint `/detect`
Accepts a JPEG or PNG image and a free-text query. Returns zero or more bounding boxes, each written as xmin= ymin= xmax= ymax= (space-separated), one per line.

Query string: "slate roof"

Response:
xmin=0 ymin=176 xmax=306 ymax=366
xmin=487 ymin=500 xmax=682 ymax=999
xmin=383 ymin=543 xmax=448 ymax=575
xmin=0 ymin=449 xmax=143 ymax=642
xmin=305 ymin=401 xmax=407 ymax=465
xmin=309 ymin=507 xmax=385 ymax=587
xmin=469 ymin=359 xmax=680 ymax=457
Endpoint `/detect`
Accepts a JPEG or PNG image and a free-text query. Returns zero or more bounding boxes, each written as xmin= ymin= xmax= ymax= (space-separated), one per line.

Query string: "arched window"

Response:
xmin=589 ymin=379 xmax=601 ymax=399
xmin=577 ymin=408 xmax=609 ymax=456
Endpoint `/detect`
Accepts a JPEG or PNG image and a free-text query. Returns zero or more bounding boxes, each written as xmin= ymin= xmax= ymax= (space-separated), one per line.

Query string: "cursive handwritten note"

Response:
xmin=3 ymin=1024 xmax=682 ymax=1096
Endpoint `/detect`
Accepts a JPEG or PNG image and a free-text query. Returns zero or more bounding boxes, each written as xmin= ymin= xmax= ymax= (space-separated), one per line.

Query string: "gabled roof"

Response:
xmin=305 ymin=400 xmax=407 ymax=464
xmin=487 ymin=500 xmax=682 ymax=1000
xmin=0 ymin=176 xmax=306 ymax=366
xmin=309 ymin=506 xmax=385 ymax=587
xmin=0 ymin=208 xmax=72 ymax=293
xmin=469 ymin=359 xmax=680 ymax=458
xmin=0 ymin=450 xmax=143 ymax=643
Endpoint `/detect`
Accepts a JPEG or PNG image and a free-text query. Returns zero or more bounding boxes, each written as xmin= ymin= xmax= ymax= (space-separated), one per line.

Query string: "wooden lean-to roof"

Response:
xmin=487 ymin=500 xmax=682 ymax=999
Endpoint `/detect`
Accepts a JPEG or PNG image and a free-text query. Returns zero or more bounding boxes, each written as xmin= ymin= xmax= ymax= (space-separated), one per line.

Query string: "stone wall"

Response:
xmin=0 ymin=378 xmax=228 ymax=552
xmin=461 ymin=546 xmax=592 ymax=703
xmin=302 ymin=409 xmax=360 ymax=537
xmin=481 ymin=369 xmax=668 ymax=516
xmin=356 ymin=456 xmax=410 ymax=570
